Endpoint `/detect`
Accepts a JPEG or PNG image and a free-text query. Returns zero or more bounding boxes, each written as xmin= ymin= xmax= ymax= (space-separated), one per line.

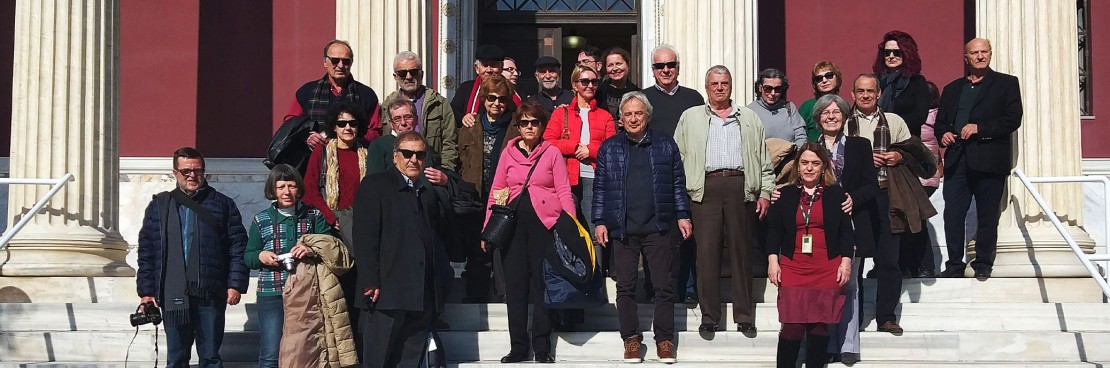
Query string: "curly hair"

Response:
xmin=873 ymin=30 xmax=922 ymax=77
xmin=477 ymin=74 xmax=515 ymax=112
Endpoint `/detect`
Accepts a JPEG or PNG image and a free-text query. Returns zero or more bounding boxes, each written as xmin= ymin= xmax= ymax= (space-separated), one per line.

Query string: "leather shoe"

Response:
xmin=698 ymin=323 xmax=718 ymax=332
xmin=737 ymin=322 xmax=758 ymax=337
xmin=877 ymin=321 xmax=904 ymax=335
xmin=939 ymin=268 xmax=965 ymax=278
xmin=500 ymin=352 xmax=528 ymax=363
xmin=974 ymin=269 xmax=992 ymax=281
xmin=840 ymin=352 xmax=861 ymax=365
xmin=915 ymin=269 xmax=937 ymax=278
xmin=534 ymin=352 xmax=555 ymax=363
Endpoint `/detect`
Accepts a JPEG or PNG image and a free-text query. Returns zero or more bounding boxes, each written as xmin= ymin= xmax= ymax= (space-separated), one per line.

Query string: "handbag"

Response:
xmin=480 ymin=161 xmax=540 ymax=249
xmin=543 ymin=211 xmax=607 ymax=309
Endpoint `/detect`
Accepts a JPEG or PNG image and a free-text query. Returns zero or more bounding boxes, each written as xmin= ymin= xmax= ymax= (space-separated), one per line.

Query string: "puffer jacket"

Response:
xmin=542 ymin=98 xmax=617 ymax=186
xmin=280 ymin=234 xmax=357 ymax=368
xmin=591 ymin=128 xmax=690 ymax=239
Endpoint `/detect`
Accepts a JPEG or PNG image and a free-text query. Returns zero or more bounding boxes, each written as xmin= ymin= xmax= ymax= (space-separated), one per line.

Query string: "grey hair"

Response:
xmin=393 ymin=51 xmax=422 ymax=69
xmin=323 ymin=39 xmax=353 ymax=59
xmin=619 ymin=91 xmax=654 ymax=120
xmin=393 ymin=131 xmax=428 ymax=151
xmin=811 ymin=94 xmax=852 ymax=132
xmin=704 ymin=65 xmax=732 ymax=83
xmin=650 ymin=44 xmax=680 ymax=62
xmin=387 ymin=98 xmax=417 ymax=116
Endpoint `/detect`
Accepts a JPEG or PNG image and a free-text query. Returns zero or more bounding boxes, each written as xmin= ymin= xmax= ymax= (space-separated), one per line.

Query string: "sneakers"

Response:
xmin=657 ymin=340 xmax=677 ymax=364
xmin=623 ymin=335 xmax=642 ymax=363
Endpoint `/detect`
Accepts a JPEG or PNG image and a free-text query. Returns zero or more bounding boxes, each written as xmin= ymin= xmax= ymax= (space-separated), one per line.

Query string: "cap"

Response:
xmin=474 ymin=45 xmax=504 ymax=61
xmin=534 ymin=56 xmax=561 ymax=68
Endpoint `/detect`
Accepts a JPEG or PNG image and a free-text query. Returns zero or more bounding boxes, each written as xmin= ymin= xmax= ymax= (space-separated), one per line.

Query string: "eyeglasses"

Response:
xmin=882 ymin=49 xmax=904 ymax=58
xmin=820 ymin=110 xmax=843 ymax=117
xmin=175 ymin=168 xmax=206 ymax=177
xmin=485 ymin=94 xmax=511 ymax=104
xmin=651 ymin=61 xmax=678 ymax=70
xmin=812 ymin=71 xmax=836 ymax=83
xmin=761 ymin=85 xmax=785 ymax=93
xmin=390 ymin=114 xmax=416 ymax=124
xmin=503 ymin=67 xmax=519 ymax=76
xmin=327 ymin=56 xmax=353 ymax=66
xmin=335 ymin=120 xmax=357 ymax=128
xmin=577 ymin=59 xmax=595 ymax=65
xmin=397 ymin=149 xmax=427 ymax=160
xmin=394 ymin=68 xmax=421 ymax=78
xmin=577 ymin=78 xmax=600 ymax=86
xmin=517 ymin=119 xmax=542 ymax=128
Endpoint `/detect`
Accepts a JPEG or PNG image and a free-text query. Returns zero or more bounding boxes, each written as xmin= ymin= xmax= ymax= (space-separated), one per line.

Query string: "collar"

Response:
xmin=654 ymin=83 xmax=680 ymax=95
xmin=392 ymin=166 xmax=426 ymax=193
xmin=854 ymin=108 xmax=881 ymax=120
xmin=575 ymin=96 xmax=600 ymax=111
xmin=399 ymin=86 xmax=426 ymax=101
xmin=704 ymin=100 xmax=741 ymax=118
xmin=624 ymin=129 xmax=653 ymax=146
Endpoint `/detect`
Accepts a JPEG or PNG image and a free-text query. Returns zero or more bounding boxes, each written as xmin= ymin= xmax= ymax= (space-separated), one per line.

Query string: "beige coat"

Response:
xmin=280 ymin=234 xmax=358 ymax=367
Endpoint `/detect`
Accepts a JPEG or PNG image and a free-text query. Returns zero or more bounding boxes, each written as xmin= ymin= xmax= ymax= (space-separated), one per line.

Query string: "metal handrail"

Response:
xmin=1011 ymin=168 xmax=1110 ymax=299
xmin=0 ymin=173 xmax=75 ymax=250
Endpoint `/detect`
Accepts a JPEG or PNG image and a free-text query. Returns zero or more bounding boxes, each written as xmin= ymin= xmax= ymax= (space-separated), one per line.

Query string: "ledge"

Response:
xmin=119 ymin=157 xmax=270 ymax=175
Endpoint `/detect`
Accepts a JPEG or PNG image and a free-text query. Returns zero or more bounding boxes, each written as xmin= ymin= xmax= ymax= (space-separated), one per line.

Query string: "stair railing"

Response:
xmin=0 ymin=173 xmax=75 ymax=250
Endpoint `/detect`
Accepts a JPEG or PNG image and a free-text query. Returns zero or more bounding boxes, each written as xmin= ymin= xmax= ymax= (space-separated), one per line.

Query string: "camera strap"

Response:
xmin=124 ymin=324 xmax=159 ymax=368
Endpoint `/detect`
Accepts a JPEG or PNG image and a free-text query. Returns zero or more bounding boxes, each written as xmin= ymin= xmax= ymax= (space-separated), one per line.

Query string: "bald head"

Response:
xmin=964 ymin=38 xmax=993 ymax=72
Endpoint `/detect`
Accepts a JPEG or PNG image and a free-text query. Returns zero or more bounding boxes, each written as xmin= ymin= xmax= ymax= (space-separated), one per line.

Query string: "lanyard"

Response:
xmin=799 ymin=189 xmax=818 ymax=234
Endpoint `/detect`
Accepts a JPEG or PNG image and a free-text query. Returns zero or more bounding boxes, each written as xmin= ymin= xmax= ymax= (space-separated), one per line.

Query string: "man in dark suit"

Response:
xmin=935 ymin=38 xmax=1023 ymax=280
xmin=353 ymin=131 xmax=453 ymax=367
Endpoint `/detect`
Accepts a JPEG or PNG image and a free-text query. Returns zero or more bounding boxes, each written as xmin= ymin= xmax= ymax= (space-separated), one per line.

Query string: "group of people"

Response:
xmin=135 ymin=30 xmax=1022 ymax=367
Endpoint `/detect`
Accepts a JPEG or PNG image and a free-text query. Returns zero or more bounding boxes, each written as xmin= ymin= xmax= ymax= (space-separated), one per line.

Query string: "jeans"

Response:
xmin=163 ymin=296 xmax=227 ymax=368
xmin=256 ymin=295 xmax=284 ymax=368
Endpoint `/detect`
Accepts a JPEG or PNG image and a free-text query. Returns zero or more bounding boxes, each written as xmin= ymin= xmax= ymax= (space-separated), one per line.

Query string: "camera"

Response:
xmin=130 ymin=301 xmax=162 ymax=327
xmin=276 ymin=252 xmax=297 ymax=271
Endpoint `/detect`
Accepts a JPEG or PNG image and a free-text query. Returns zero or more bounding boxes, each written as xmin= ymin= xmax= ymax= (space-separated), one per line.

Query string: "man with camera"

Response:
xmin=137 ymin=147 xmax=249 ymax=368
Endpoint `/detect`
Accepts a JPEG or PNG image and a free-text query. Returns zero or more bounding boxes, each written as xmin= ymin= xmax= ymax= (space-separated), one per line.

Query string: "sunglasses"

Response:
xmin=761 ymin=85 xmax=785 ymax=93
xmin=327 ymin=56 xmax=353 ymax=66
xmin=485 ymin=94 xmax=511 ymax=104
xmin=175 ymin=168 xmax=206 ymax=177
xmin=397 ymin=149 xmax=428 ymax=160
xmin=651 ymin=61 xmax=678 ymax=70
xmin=517 ymin=119 xmax=542 ymax=128
xmin=394 ymin=68 xmax=421 ymax=78
xmin=882 ymin=49 xmax=904 ymax=58
xmin=335 ymin=120 xmax=357 ymax=128
xmin=812 ymin=71 xmax=836 ymax=83
xmin=577 ymin=78 xmax=600 ymax=86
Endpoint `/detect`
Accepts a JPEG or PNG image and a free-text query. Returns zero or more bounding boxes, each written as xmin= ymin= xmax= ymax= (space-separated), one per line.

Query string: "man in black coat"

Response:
xmin=935 ymin=38 xmax=1023 ymax=280
xmin=353 ymin=131 xmax=453 ymax=367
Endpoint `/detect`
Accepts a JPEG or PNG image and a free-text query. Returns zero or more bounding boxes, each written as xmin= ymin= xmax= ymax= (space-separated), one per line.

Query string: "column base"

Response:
xmin=976 ymin=225 xmax=1098 ymax=278
xmin=0 ymin=225 xmax=134 ymax=277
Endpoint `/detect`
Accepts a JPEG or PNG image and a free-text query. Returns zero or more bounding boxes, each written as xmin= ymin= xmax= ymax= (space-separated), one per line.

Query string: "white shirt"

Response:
xmin=578 ymin=107 xmax=595 ymax=178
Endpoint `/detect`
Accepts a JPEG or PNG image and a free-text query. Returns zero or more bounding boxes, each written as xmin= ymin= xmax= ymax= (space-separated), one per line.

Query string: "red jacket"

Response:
xmin=542 ymin=98 xmax=616 ymax=186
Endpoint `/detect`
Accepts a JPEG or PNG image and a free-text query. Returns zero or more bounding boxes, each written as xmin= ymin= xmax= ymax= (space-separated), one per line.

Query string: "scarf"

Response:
xmin=877 ymin=69 xmax=910 ymax=112
xmin=161 ymin=188 xmax=204 ymax=326
xmin=799 ymin=184 xmax=826 ymax=205
xmin=307 ymin=74 xmax=361 ymax=122
xmin=756 ymin=98 xmax=789 ymax=115
xmin=822 ymin=133 xmax=846 ymax=180
xmin=324 ymin=139 xmax=368 ymax=210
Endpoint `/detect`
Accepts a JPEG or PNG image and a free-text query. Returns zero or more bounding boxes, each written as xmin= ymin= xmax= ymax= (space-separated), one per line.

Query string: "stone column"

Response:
xmin=975 ymin=0 xmax=1096 ymax=277
xmin=336 ymin=0 xmax=429 ymax=100
xmin=3 ymin=0 xmax=132 ymax=277
xmin=652 ymin=0 xmax=758 ymax=99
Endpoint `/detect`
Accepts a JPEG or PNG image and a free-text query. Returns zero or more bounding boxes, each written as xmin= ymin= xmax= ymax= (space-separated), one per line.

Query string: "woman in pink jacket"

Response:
xmin=484 ymin=99 xmax=576 ymax=364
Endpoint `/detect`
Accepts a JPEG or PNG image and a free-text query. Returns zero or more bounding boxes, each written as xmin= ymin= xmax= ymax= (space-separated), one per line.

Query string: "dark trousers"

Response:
xmin=643 ymin=228 xmax=697 ymax=301
xmin=900 ymin=187 xmax=938 ymax=274
xmin=613 ymin=232 xmax=676 ymax=342
xmin=360 ymin=307 xmax=434 ymax=368
xmin=871 ymin=189 xmax=902 ymax=325
xmin=163 ymin=296 xmax=227 ymax=368
xmin=504 ymin=196 xmax=554 ymax=355
xmin=461 ymin=213 xmax=492 ymax=300
xmin=942 ymin=155 xmax=1006 ymax=273
xmin=691 ymin=175 xmax=756 ymax=325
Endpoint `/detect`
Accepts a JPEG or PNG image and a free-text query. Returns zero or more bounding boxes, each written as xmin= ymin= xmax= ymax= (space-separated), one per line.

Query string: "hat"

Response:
xmin=474 ymin=45 xmax=504 ymax=61
xmin=534 ymin=56 xmax=561 ymax=68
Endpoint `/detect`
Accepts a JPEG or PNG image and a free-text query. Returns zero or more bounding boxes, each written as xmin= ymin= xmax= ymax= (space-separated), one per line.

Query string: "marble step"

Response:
xmin=2 ymin=363 xmax=1106 ymax=368
xmin=2 ymin=330 xmax=1108 ymax=363
xmin=3 ymin=302 xmax=1110 ymax=333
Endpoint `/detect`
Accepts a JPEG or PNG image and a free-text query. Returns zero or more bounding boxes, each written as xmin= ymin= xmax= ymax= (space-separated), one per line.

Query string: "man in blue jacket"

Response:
xmin=593 ymin=91 xmax=692 ymax=364
xmin=137 ymin=147 xmax=249 ymax=368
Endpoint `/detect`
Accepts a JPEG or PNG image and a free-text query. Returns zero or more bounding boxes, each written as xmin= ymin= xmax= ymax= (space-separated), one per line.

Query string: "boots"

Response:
xmin=805 ymin=333 xmax=831 ymax=368
xmin=776 ymin=335 xmax=803 ymax=368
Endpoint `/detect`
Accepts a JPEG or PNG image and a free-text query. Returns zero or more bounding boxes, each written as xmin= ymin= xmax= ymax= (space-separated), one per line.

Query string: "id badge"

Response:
xmin=801 ymin=234 xmax=813 ymax=254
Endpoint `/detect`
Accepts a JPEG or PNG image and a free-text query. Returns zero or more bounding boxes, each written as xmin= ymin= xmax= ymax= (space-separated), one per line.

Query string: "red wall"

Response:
xmin=272 ymin=0 xmax=337 ymax=132
xmin=1081 ymin=1 xmax=1110 ymax=158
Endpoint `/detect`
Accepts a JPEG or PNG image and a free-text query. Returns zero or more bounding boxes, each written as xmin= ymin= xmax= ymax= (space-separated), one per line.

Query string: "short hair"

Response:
xmin=927 ymin=80 xmax=941 ymax=109
xmin=264 ymin=164 xmax=305 ymax=201
xmin=570 ymin=64 xmax=600 ymax=84
xmin=325 ymin=102 xmax=369 ymax=139
xmin=604 ymin=47 xmax=632 ymax=65
xmin=810 ymin=60 xmax=843 ymax=96
xmin=811 ymin=94 xmax=851 ymax=132
xmin=503 ymin=56 xmax=516 ymax=65
xmin=172 ymin=147 xmax=205 ymax=169
xmin=515 ymin=99 xmax=551 ymax=129
xmin=754 ymin=68 xmax=790 ymax=97
xmin=323 ymin=39 xmax=353 ymax=59
xmin=873 ymin=30 xmax=922 ymax=77
xmin=619 ymin=91 xmax=654 ymax=120
xmin=393 ymin=131 xmax=428 ymax=151
xmin=393 ymin=51 xmax=421 ymax=69
xmin=704 ymin=65 xmax=732 ymax=84
xmin=787 ymin=142 xmax=838 ymax=186
xmin=854 ymin=73 xmax=881 ymax=92
xmin=477 ymin=74 xmax=515 ymax=111
xmin=387 ymin=98 xmax=416 ymax=118
xmin=650 ymin=44 xmax=680 ymax=62
xmin=579 ymin=45 xmax=601 ymax=61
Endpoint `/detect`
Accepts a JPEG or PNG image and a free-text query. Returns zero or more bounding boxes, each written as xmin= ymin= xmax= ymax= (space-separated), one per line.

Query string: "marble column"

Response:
xmin=650 ymin=0 xmax=758 ymax=99
xmin=974 ymin=0 xmax=1096 ymax=277
xmin=335 ymin=0 xmax=430 ymax=100
xmin=3 ymin=0 xmax=132 ymax=277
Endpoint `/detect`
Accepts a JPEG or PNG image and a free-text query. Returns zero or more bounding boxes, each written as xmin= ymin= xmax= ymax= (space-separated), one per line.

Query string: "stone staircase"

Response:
xmin=0 ymin=277 xmax=1108 ymax=367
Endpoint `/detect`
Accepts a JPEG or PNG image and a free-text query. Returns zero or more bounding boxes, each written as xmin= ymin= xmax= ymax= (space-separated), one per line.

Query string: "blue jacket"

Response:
xmin=136 ymin=186 xmax=249 ymax=300
xmin=592 ymin=128 xmax=691 ymax=239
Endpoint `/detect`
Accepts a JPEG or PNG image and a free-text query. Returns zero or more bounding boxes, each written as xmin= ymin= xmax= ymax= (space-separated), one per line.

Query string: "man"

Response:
xmin=137 ymin=147 xmax=248 ymax=368
xmin=674 ymin=65 xmax=773 ymax=336
xmin=380 ymin=51 xmax=459 ymax=170
xmin=577 ymin=45 xmax=603 ymax=73
xmin=528 ymin=56 xmax=574 ymax=114
xmin=936 ymin=38 xmax=1023 ymax=280
xmin=368 ymin=99 xmax=438 ymax=175
xmin=593 ymin=91 xmax=691 ymax=363
xmin=450 ymin=44 xmax=504 ymax=127
xmin=846 ymin=73 xmax=912 ymax=334
xmin=287 ymin=39 xmax=383 ymax=147
xmin=501 ymin=56 xmax=525 ymax=106
xmin=597 ymin=47 xmax=640 ymax=124
xmin=353 ymin=131 xmax=453 ymax=367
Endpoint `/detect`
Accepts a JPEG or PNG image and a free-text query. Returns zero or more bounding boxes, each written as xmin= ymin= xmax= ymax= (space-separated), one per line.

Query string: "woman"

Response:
xmin=766 ymin=143 xmax=854 ymax=368
xmin=749 ymin=68 xmax=808 ymax=147
xmin=244 ymin=164 xmax=331 ymax=368
xmin=484 ymin=99 xmax=576 ymax=364
xmin=900 ymin=81 xmax=943 ymax=277
xmin=874 ymin=30 xmax=930 ymax=136
xmin=798 ymin=61 xmax=844 ymax=142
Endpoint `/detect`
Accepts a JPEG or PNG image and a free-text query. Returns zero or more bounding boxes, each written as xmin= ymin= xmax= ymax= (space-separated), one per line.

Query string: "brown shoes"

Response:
xmin=623 ymin=335 xmax=643 ymax=363
xmin=657 ymin=340 xmax=677 ymax=364
xmin=877 ymin=321 xmax=904 ymax=335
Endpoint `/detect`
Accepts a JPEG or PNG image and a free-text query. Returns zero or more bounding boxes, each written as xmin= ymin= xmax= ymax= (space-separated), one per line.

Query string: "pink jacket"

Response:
xmin=484 ymin=137 xmax=577 ymax=230
xmin=920 ymin=108 xmax=942 ymax=188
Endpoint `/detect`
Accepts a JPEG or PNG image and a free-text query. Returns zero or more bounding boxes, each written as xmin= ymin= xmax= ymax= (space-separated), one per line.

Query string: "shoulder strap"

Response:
xmin=561 ymin=106 xmax=571 ymax=139
xmin=512 ymin=161 xmax=542 ymax=211
xmin=170 ymin=189 xmax=227 ymax=241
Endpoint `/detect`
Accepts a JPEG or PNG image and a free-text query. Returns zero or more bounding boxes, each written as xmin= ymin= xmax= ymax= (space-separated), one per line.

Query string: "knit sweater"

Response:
xmin=640 ymin=85 xmax=704 ymax=137
xmin=244 ymin=203 xmax=331 ymax=296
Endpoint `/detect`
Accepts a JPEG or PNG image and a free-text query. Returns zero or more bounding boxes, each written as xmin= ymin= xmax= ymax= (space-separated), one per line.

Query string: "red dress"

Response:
xmin=777 ymin=191 xmax=846 ymax=323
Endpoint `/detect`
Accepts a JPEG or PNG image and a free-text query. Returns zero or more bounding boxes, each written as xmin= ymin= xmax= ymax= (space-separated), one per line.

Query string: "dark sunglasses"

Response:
xmin=577 ymin=78 xmax=600 ymax=86
xmin=812 ymin=71 xmax=836 ymax=83
xmin=517 ymin=119 xmax=542 ymax=128
xmin=394 ymin=68 xmax=422 ymax=78
xmin=175 ymin=168 xmax=206 ymax=176
xmin=485 ymin=94 xmax=511 ymax=103
xmin=651 ymin=61 xmax=678 ymax=70
xmin=397 ymin=149 xmax=428 ymax=160
xmin=761 ymin=85 xmax=785 ymax=93
xmin=882 ymin=49 xmax=904 ymax=58
xmin=335 ymin=120 xmax=357 ymax=128
xmin=327 ymin=56 xmax=353 ymax=66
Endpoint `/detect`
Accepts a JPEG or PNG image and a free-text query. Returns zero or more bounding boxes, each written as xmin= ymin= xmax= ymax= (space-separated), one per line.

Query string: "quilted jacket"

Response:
xmin=591 ymin=128 xmax=691 ymax=239
xmin=280 ymin=234 xmax=357 ymax=367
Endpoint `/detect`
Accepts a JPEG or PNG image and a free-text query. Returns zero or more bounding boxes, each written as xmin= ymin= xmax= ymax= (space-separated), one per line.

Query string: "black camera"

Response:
xmin=130 ymin=301 xmax=162 ymax=327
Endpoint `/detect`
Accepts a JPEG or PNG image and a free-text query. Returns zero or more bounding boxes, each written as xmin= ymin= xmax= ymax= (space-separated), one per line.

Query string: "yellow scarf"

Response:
xmin=325 ymin=139 xmax=367 ymax=210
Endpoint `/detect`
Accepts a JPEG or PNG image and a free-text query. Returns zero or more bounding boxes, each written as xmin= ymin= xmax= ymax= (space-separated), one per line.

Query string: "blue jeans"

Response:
xmin=163 ymin=296 xmax=227 ymax=368
xmin=256 ymin=295 xmax=284 ymax=368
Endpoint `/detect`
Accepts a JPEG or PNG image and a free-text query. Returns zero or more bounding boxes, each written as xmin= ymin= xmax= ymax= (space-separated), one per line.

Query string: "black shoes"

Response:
xmin=698 ymin=322 xmax=718 ymax=339
xmin=737 ymin=322 xmax=758 ymax=337
xmin=840 ymin=352 xmax=861 ymax=365
xmin=916 ymin=269 xmax=937 ymax=278
xmin=939 ymin=268 xmax=965 ymax=278
xmin=683 ymin=293 xmax=698 ymax=309
xmin=534 ymin=352 xmax=555 ymax=363
xmin=974 ymin=269 xmax=992 ymax=281
xmin=500 ymin=353 xmax=528 ymax=363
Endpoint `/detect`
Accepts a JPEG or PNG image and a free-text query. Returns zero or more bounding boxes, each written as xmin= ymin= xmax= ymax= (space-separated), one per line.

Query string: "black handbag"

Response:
xmin=480 ymin=160 xmax=540 ymax=249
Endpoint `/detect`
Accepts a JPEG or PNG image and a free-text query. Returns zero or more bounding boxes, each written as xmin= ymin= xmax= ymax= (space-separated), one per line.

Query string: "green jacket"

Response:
xmin=381 ymin=86 xmax=459 ymax=171
xmin=798 ymin=98 xmax=822 ymax=142
xmin=674 ymin=102 xmax=774 ymax=203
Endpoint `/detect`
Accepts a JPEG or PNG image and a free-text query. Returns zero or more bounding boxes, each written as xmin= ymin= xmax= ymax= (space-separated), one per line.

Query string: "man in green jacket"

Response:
xmin=381 ymin=51 xmax=459 ymax=171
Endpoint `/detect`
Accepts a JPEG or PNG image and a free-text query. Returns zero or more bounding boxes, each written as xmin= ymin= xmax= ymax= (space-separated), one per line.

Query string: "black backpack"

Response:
xmin=264 ymin=116 xmax=320 ymax=174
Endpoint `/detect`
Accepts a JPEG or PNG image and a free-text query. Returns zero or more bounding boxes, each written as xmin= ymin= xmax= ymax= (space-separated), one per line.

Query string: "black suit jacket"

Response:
xmin=835 ymin=136 xmax=881 ymax=257
xmin=934 ymin=69 xmax=1023 ymax=175
xmin=887 ymin=74 xmax=931 ymax=137
xmin=352 ymin=167 xmax=453 ymax=312
xmin=766 ymin=184 xmax=855 ymax=260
